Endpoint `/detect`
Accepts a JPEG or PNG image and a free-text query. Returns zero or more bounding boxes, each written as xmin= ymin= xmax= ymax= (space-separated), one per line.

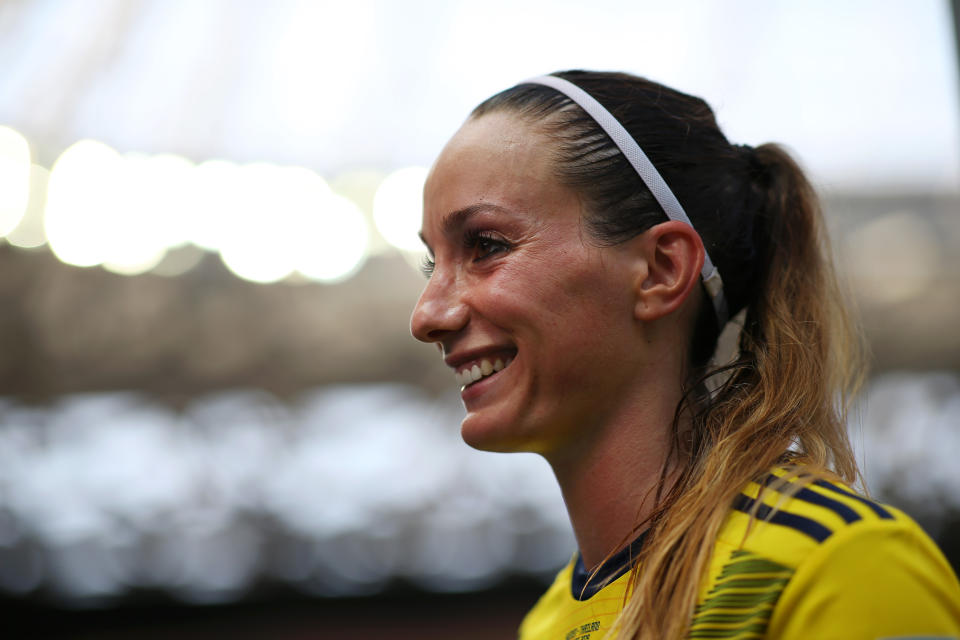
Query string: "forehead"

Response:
xmin=423 ymin=112 xmax=574 ymax=232
xmin=433 ymin=111 xmax=548 ymax=170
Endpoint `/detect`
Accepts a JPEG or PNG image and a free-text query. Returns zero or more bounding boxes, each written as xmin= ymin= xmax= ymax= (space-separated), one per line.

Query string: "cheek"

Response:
xmin=547 ymin=261 xmax=632 ymax=329
xmin=487 ymin=258 xmax=631 ymax=346
xmin=477 ymin=263 xmax=557 ymax=319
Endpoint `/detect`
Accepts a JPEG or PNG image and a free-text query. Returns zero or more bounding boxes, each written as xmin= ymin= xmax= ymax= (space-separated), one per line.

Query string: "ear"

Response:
xmin=632 ymin=221 xmax=705 ymax=322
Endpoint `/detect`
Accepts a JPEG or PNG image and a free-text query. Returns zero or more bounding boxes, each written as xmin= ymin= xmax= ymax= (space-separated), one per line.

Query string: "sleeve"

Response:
xmin=769 ymin=519 xmax=960 ymax=640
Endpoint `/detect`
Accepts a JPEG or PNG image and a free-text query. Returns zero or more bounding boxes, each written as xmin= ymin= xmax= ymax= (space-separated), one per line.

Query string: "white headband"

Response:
xmin=524 ymin=75 xmax=728 ymax=326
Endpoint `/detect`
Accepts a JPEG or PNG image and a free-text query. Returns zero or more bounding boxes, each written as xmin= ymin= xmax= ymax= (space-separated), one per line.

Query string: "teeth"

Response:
xmin=455 ymin=357 xmax=512 ymax=387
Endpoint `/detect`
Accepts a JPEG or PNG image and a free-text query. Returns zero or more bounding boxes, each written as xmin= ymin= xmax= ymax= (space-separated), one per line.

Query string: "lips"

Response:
xmin=455 ymin=356 xmax=513 ymax=387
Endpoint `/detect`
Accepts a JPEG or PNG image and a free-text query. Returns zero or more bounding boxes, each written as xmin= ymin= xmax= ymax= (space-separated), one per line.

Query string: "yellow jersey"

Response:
xmin=519 ymin=473 xmax=960 ymax=639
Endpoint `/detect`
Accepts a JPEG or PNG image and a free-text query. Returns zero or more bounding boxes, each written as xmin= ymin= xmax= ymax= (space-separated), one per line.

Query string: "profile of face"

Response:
xmin=411 ymin=112 xmax=655 ymax=457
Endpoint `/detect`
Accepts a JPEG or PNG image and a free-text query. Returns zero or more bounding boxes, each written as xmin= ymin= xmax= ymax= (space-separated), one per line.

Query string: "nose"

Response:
xmin=410 ymin=270 xmax=469 ymax=344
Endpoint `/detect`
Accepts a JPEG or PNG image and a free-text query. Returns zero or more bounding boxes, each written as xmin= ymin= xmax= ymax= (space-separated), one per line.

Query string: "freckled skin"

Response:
xmin=411 ymin=112 xmax=649 ymax=459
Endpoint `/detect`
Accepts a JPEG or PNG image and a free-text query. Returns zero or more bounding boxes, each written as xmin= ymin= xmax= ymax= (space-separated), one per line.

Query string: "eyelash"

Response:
xmin=463 ymin=229 xmax=510 ymax=260
xmin=419 ymin=230 xmax=510 ymax=279
xmin=420 ymin=254 xmax=435 ymax=278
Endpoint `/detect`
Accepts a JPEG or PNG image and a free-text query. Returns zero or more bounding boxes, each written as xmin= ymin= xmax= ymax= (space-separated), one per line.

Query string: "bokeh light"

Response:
xmin=22 ymin=135 xmax=378 ymax=284
xmin=216 ymin=164 xmax=366 ymax=284
xmin=5 ymin=164 xmax=49 ymax=249
xmin=100 ymin=152 xmax=177 ymax=276
xmin=296 ymin=194 xmax=370 ymax=283
xmin=0 ymin=126 xmax=31 ymax=238
xmin=45 ymin=141 xmax=184 ymax=274
xmin=44 ymin=139 xmax=125 ymax=268
xmin=372 ymin=167 xmax=428 ymax=253
xmin=185 ymin=160 xmax=244 ymax=253
xmin=217 ymin=163 xmax=304 ymax=284
xmin=125 ymin=152 xmax=196 ymax=250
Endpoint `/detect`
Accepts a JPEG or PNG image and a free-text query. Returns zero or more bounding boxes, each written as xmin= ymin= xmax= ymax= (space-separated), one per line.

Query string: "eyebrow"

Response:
xmin=418 ymin=203 xmax=510 ymax=250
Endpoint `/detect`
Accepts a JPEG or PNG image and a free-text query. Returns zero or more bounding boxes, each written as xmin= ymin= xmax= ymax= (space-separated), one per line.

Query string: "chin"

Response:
xmin=460 ymin=420 xmax=517 ymax=453
xmin=459 ymin=412 xmax=542 ymax=454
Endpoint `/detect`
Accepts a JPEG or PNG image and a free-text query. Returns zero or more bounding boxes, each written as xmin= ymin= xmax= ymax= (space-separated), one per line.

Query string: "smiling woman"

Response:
xmin=414 ymin=113 xmax=655 ymax=456
xmin=411 ymin=71 xmax=960 ymax=640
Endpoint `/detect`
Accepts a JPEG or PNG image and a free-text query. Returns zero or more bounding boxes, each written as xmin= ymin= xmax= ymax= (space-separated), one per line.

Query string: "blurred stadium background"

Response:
xmin=0 ymin=0 xmax=958 ymax=637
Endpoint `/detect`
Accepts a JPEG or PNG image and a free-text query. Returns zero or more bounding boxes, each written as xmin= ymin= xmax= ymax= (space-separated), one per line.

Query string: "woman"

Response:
xmin=410 ymin=71 xmax=960 ymax=639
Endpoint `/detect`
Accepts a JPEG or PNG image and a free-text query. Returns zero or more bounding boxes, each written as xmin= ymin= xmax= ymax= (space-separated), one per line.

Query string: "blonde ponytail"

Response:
xmin=612 ymin=143 xmax=865 ymax=639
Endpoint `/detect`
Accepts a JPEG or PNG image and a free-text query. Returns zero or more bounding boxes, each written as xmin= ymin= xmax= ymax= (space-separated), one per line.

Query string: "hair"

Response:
xmin=472 ymin=71 xmax=866 ymax=639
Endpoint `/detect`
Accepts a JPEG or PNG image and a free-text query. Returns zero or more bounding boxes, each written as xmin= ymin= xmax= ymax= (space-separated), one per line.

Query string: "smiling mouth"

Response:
xmin=455 ymin=356 xmax=513 ymax=388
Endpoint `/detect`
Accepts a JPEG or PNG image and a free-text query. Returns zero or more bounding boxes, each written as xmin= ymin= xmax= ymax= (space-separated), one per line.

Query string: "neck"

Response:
xmin=545 ymin=380 xmax=685 ymax=571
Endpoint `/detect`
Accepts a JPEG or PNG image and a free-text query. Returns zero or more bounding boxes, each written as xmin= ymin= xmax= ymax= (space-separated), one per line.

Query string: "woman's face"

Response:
xmin=411 ymin=112 xmax=645 ymax=456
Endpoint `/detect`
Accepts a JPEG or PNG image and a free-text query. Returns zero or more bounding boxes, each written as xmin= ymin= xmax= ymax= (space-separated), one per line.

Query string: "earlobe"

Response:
xmin=632 ymin=221 xmax=705 ymax=322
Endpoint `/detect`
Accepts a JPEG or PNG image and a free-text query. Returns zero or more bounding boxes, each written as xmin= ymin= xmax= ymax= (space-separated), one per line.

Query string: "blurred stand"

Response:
xmin=0 ymin=375 xmax=958 ymax=638
xmin=0 ymin=190 xmax=958 ymax=637
xmin=0 ymin=247 xmax=440 ymax=401
xmin=1 ymin=192 xmax=958 ymax=401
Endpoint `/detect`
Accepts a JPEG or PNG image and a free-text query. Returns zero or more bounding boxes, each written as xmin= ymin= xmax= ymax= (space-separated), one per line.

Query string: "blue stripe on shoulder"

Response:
xmin=762 ymin=475 xmax=861 ymax=524
xmin=732 ymin=494 xmax=833 ymax=543
xmin=811 ymin=479 xmax=894 ymax=520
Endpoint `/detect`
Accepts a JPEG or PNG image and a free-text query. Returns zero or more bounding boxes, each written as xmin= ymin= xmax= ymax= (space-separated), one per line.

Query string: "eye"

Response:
xmin=464 ymin=229 xmax=510 ymax=262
